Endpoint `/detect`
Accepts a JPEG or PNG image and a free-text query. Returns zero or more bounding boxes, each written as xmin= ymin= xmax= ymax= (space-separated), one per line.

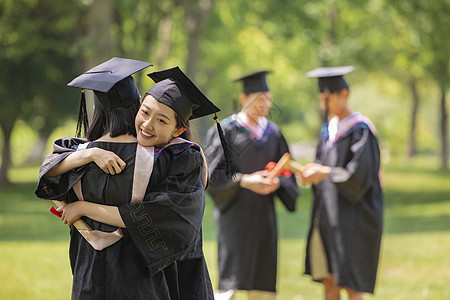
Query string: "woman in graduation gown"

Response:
xmin=301 ymin=66 xmax=383 ymax=299
xmin=35 ymin=61 xmax=217 ymax=299
xmin=204 ymin=71 xmax=300 ymax=299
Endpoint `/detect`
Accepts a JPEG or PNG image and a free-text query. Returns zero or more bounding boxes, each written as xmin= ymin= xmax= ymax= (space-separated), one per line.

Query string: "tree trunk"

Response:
xmin=0 ymin=120 xmax=14 ymax=185
xmin=114 ymin=8 xmax=125 ymax=57
xmin=155 ymin=13 xmax=174 ymax=67
xmin=319 ymin=5 xmax=337 ymax=67
xmin=439 ymin=86 xmax=448 ymax=170
xmin=86 ymin=0 xmax=113 ymax=66
xmin=408 ymin=79 xmax=420 ymax=158
xmin=182 ymin=0 xmax=215 ymax=142
xmin=23 ymin=133 xmax=50 ymax=165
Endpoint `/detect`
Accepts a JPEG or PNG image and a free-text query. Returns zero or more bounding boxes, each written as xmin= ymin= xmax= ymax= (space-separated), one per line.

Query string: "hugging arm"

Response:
xmin=45 ymin=147 xmax=126 ymax=178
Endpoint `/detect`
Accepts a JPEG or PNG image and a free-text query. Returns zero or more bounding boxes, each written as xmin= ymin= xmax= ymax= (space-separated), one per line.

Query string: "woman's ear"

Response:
xmin=340 ymin=88 xmax=349 ymax=99
xmin=239 ymin=93 xmax=247 ymax=107
xmin=172 ymin=127 xmax=187 ymax=138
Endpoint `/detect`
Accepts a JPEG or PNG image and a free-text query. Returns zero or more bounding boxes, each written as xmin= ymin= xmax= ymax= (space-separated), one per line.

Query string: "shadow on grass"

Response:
xmin=384 ymin=213 xmax=450 ymax=234
xmin=0 ymin=182 xmax=70 ymax=242
xmin=383 ymin=189 xmax=450 ymax=207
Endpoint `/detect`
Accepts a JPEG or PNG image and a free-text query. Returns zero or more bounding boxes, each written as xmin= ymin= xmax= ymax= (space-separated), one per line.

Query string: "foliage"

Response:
xmin=0 ymin=0 xmax=448 ymax=181
xmin=0 ymin=0 xmax=81 ymax=134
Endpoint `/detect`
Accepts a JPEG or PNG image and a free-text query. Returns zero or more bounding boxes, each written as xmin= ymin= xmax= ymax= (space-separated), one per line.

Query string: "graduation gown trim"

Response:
xmin=221 ymin=114 xmax=277 ymax=145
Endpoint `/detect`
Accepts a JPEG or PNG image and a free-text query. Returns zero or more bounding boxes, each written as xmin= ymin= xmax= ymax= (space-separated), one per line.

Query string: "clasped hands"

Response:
xmin=258 ymin=153 xmax=332 ymax=186
xmin=240 ymin=170 xmax=281 ymax=195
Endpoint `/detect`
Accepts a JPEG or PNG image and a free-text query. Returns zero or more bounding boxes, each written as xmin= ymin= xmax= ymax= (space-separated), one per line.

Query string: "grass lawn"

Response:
xmin=0 ymin=159 xmax=449 ymax=299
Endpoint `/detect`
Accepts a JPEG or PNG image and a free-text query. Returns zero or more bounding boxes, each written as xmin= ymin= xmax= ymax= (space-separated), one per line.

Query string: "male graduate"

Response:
xmin=301 ymin=66 xmax=383 ymax=300
xmin=204 ymin=70 xmax=300 ymax=299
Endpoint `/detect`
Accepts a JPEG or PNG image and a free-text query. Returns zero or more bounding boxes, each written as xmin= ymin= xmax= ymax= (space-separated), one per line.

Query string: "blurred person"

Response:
xmin=204 ymin=70 xmax=300 ymax=300
xmin=301 ymin=66 xmax=383 ymax=300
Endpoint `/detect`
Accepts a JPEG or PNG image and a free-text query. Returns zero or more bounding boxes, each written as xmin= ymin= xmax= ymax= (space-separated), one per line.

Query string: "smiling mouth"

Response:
xmin=140 ymin=129 xmax=155 ymax=138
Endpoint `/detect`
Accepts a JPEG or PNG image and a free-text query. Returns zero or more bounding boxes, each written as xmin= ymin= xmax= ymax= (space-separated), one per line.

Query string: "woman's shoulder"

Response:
xmin=164 ymin=140 xmax=201 ymax=156
xmin=156 ymin=141 xmax=204 ymax=176
xmin=52 ymin=137 xmax=88 ymax=152
xmin=154 ymin=139 xmax=202 ymax=160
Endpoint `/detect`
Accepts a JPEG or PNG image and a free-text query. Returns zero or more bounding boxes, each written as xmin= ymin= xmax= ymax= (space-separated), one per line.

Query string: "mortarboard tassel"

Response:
xmin=76 ymin=89 xmax=89 ymax=138
xmin=214 ymin=113 xmax=236 ymax=179
xmin=323 ymin=91 xmax=330 ymax=124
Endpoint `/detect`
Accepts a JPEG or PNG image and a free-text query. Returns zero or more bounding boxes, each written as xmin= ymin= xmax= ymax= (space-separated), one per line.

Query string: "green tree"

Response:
xmin=0 ymin=0 xmax=81 ymax=184
xmin=388 ymin=0 xmax=450 ymax=169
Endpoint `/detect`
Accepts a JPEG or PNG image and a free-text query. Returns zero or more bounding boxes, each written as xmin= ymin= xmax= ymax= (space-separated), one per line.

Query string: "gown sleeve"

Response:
xmin=35 ymin=137 xmax=88 ymax=201
xmin=118 ymin=145 xmax=206 ymax=276
xmin=276 ymin=176 xmax=299 ymax=212
xmin=329 ymin=128 xmax=381 ymax=204
xmin=204 ymin=125 xmax=242 ymax=212
xmin=273 ymin=129 xmax=300 ymax=212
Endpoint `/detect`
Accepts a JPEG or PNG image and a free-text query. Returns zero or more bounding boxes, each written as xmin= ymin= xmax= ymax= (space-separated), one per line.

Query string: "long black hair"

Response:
xmin=86 ymin=90 xmax=140 ymax=141
xmin=174 ymin=113 xmax=191 ymax=141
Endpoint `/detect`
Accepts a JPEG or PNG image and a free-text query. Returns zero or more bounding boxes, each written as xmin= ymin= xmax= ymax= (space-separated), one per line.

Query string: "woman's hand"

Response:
xmin=88 ymin=148 xmax=126 ymax=175
xmin=240 ymin=170 xmax=280 ymax=195
xmin=45 ymin=147 xmax=126 ymax=178
xmin=57 ymin=202 xmax=85 ymax=227
xmin=301 ymin=163 xmax=331 ymax=185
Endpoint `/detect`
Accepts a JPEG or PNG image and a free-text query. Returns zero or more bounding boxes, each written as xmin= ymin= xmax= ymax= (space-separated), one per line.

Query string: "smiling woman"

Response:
xmin=135 ymin=94 xmax=186 ymax=147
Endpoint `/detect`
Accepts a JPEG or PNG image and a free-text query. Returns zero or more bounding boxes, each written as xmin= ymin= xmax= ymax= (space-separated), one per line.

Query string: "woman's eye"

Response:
xmin=158 ymin=119 xmax=167 ymax=124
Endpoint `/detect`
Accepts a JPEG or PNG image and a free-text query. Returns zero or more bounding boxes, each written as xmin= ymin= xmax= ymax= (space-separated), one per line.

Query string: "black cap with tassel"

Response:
xmin=68 ymin=57 xmax=153 ymax=138
xmin=147 ymin=67 xmax=235 ymax=178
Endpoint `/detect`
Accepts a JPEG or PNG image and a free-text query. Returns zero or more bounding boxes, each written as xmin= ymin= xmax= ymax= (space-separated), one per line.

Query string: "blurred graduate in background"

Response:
xmin=204 ymin=70 xmax=300 ymax=300
xmin=301 ymin=66 xmax=383 ymax=300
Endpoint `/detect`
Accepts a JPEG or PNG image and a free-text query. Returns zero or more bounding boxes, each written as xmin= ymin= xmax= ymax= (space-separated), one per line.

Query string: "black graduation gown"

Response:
xmin=304 ymin=123 xmax=383 ymax=293
xmin=35 ymin=138 xmax=213 ymax=300
xmin=204 ymin=115 xmax=300 ymax=292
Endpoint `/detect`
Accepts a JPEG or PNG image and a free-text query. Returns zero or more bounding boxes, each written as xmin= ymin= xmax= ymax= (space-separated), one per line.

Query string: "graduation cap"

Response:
xmin=306 ymin=66 xmax=354 ymax=93
xmin=147 ymin=66 xmax=220 ymax=122
xmin=67 ymin=57 xmax=152 ymax=137
xmin=233 ymin=70 xmax=271 ymax=95
xmin=147 ymin=66 xmax=235 ymax=178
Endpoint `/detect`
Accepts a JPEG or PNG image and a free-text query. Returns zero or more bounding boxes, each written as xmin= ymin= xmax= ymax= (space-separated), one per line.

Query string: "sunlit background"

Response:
xmin=0 ymin=0 xmax=449 ymax=299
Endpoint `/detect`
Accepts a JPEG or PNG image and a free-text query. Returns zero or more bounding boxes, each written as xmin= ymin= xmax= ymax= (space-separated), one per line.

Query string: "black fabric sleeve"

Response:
xmin=35 ymin=137 xmax=87 ymax=200
xmin=118 ymin=146 xmax=206 ymax=276
xmin=276 ymin=175 xmax=299 ymax=212
xmin=329 ymin=128 xmax=380 ymax=204
xmin=274 ymin=129 xmax=300 ymax=212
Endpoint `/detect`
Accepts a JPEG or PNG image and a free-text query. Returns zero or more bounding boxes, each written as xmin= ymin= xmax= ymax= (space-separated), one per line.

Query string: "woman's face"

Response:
xmin=318 ymin=90 xmax=347 ymax=117
xmin=135 ymin=94 xmax=185 ymax=147
xmin=241 ymin=91 xmax=272 ymax=120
